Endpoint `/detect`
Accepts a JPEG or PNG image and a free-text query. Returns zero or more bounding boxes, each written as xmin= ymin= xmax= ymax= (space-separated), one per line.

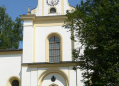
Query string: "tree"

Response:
xmin=0 ymin=6 xmax=22 ymax=49
xmin=64 ymin=0 xmax=119 ymax=86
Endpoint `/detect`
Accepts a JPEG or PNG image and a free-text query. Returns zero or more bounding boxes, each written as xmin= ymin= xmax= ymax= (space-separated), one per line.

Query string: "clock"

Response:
xmin=46 ymin=0 xmax=59 ymax=6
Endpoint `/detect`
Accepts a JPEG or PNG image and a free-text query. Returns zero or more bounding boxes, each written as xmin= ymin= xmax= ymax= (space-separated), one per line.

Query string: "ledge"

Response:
xmin=22 ymin=61 xmax=77 ymax=68
xmin=20 ymin=14 xmax=67 ymax=21
xmin=20 ymin=14 xmax=36 ymax=20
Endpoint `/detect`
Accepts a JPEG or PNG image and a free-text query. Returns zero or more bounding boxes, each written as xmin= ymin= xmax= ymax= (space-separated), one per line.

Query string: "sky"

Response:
xmin=0 ymin=0 xmax=86 ymax=49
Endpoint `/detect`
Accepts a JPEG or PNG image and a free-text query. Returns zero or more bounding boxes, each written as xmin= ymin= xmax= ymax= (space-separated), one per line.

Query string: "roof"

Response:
xmin=0 ymin=49 xmax=23 ymax=52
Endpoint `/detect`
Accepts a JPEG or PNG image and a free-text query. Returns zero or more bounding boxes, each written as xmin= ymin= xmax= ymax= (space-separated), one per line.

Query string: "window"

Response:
xmin=50 ymin=8 xmax=56 ymax=13
xmin=12 ymin=80 xmax=19 ymax=86
xmin=49 ymin=36 xmax=60 ymax=62
xmin=49 ymin=83 xmax=58 ymax=86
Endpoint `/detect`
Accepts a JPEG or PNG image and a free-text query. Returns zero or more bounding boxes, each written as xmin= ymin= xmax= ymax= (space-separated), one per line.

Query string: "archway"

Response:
xmin=38 ymin=68 xmax=69 ymax=86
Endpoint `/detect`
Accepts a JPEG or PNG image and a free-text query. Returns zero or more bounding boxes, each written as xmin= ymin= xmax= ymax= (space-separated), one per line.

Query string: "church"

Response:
xmin=0 ymin=0 xmax=83 ymax=86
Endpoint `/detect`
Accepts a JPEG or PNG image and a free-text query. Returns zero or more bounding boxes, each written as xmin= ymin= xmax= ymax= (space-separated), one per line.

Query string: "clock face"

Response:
xmin=46 ymin=0 xmax=59 ymax=6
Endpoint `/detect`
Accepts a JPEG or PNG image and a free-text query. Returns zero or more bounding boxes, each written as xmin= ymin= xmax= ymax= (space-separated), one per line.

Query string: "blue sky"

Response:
xmin=0 ymin=0 xmax=86 ymax=49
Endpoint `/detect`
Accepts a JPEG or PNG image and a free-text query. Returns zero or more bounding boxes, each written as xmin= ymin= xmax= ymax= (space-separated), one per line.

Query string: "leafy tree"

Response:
xmin=64 ymin=0 xmax=119 ymax=86
xmin=0 ymin=6 xmax=22 ymax=49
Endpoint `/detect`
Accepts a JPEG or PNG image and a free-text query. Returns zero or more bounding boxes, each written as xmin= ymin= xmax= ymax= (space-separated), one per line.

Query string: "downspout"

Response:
xmin=21 ymin=53 xmax=23 ymax=86
xmin=71 ymin=29 xmax=74 ymax=61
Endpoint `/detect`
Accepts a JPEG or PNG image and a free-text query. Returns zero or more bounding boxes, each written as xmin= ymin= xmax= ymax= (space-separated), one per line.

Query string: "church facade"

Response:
xmin=0 ymin=0 xmax=83 ymax=86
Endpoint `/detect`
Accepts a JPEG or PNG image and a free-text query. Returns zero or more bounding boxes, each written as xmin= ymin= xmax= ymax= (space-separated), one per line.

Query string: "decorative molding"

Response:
xmin=46 ymin=0 xmax=59 ymax=6
xmin=42 ymin=0 xmax=44 ymax=16
xmin=61 ymin=0 xmax=64 ymax=15
xmin=38 ymin=68 xmax=69 ymax=86
xmin=22 ymin=62 xmax=76 ymax=68
xmin=51 ymin=76 xmax=56 ymax=82
xmin=20 ymin=14 xmax=36 ymax=21
xmin=33 ymin=26 xmax=35 ymax=63
xmin=6 ymin=76 xmax=21 ymax=86
xmin=0 ymin=51 xmax=22 ymax=55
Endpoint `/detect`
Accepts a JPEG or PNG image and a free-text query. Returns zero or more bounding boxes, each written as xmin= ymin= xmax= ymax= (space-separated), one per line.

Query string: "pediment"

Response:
xmin=30 ymin=0 xmax=75 ymax=16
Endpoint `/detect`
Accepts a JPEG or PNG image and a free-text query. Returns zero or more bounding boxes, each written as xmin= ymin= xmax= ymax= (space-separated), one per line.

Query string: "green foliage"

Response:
xmin=0 ymin=6 xmax=22 ymax=49
xmin=64 ymin=0 xmax=119 ymax=85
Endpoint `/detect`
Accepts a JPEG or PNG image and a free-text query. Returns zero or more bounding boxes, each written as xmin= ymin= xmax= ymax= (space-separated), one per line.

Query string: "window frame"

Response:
xmin=7 ymin=76 xmax=21 ymax=86
xmin=50 ymin=8 xmax=56 ymax=13
xmin=49 ymin=36 xmax=60 ymax=63
xmin=48 ymin=7 xmax=57 ymax=14
xmin=45 ymin=32 xmax=63 ymax=62
xmin=12 ymin=80 xmax=19 ymax=86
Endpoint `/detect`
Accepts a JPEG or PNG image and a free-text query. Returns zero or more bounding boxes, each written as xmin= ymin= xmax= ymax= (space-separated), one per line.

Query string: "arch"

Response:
xmin=38 ymin=68 xmax=69 ymax=86
xmin=6 ymin=76 xmax=21 ymax=86
xmin=48 ymin=7 xmax=57 ymax=13
xmin=45 ymin=32 xmax=63 ymax=62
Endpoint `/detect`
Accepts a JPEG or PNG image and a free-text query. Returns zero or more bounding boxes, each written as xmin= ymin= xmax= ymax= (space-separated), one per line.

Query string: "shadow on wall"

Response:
xmin=26 ymin=67 xmax=31 ymax=72
xmin=19 ymin=71 xmax=21 ymax=77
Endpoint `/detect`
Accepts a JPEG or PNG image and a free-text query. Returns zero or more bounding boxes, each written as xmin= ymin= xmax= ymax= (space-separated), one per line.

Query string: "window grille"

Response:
xmin=12 ymin=80 xmax=19 ymax=86
xmin=49 ymin=36 xmax=60 ymax=62
xmin=50 ymin=8 xmax=56 ymax=13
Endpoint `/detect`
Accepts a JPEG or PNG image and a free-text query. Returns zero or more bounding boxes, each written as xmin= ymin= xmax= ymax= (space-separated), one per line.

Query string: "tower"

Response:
xmin=20 ymin=0 xmax=77 ymax=86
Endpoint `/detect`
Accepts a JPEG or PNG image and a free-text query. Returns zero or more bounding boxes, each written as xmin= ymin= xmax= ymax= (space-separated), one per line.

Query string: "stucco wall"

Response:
xmin=23 ymin=20 xmax=33 ymax=63
xmin=0 ymin=54 xmax=22 ymax=86
xmin=35 ymin=26 xmax=72 ymax=62
xmin=21 ymin=67 xmax=31 ymax=86
xmin=21 ymin=66 xmax=81 ymax=86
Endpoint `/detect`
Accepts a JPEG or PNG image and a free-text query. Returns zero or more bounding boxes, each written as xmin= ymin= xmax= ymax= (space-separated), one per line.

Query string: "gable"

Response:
xmin=31 ymin=0 xmax=75 ymax=16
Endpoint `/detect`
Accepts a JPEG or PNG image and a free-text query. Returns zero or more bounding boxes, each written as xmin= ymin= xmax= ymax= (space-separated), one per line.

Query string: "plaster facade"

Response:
xmin=0 ymin=53 xmax=22 ymax=86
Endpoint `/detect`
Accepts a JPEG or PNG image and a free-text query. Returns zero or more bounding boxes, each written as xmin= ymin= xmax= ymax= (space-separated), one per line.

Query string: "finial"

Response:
xmin=27 ymin=5 xmax=31 ymax=15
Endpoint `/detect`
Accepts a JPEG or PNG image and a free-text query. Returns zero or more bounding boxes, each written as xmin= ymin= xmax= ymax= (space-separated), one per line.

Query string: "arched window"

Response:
xmin=12 ymin=80 xmax=19 ymax=86
xmin=49 ymin=83 xmax=58 ymax=86
xmin=50 ymin=8 xmax=56 ymax=13
xmin=49 ymin=36 xmax=60 ymax=62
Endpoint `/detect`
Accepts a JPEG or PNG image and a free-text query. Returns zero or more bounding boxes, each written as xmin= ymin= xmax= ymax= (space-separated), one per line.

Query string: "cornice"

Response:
xmin=22 ymin=61 xmax=76 ymax=68
xmin=20 ymin=15 xmax=67 ymax=21
xmin=35 ymin=15 xmax=67 ymax=20
xmin=20 ymin=14 xmax=36 ymax=20
xmin=0 ymin=49 xmax=23 ymax=52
